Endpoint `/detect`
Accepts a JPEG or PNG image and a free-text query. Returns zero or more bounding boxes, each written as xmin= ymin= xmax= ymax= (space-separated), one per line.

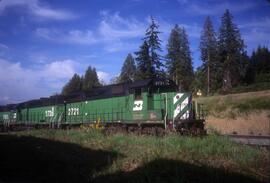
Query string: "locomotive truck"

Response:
xmin=0 ymin=78 xmax=205 ymax=133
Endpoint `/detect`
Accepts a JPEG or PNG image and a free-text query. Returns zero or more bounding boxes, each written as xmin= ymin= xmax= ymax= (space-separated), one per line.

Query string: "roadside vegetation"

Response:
xmin=1 ymin=129 xmax=269 ymax=182
xmin=196 ymin=90 xmax=270 ymax=118
xmin=195 ymin=90 xmax=270 ymax=135
xmin=230 ymin=82 xmax=270 ymax=94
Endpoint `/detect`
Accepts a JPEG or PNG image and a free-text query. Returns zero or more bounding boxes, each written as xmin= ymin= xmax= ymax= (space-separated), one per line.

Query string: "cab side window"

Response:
xmin=135 ymin=89 xmax=142 ymax=100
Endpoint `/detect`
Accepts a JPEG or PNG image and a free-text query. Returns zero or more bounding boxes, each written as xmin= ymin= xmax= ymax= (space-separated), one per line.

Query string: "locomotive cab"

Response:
xmin=128 ymin=78 xmax=204 ymax=132
xmin=129 ymin=78 xmax=178 ymax=124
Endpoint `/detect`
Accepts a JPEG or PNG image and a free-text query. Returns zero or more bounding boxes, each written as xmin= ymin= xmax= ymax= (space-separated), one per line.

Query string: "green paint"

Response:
xmin=1 ymin=91 xmax=198 ymax=126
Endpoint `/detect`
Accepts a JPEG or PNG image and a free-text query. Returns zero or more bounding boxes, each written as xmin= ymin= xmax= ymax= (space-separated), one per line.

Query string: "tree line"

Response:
xmin=62 ymin=9 xmax=270 ymax=96
xmin=62 ymin=66 xmax=101 ymax=95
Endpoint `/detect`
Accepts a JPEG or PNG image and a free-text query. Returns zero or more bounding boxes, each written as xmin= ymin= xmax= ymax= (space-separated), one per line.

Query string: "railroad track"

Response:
xmin=227 ymin=134 xmax=270 ymax=147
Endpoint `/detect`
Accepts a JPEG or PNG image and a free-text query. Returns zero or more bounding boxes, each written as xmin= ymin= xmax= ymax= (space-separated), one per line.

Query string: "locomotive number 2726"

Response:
xmin=68 ymin=108 xmax=79 ymax=115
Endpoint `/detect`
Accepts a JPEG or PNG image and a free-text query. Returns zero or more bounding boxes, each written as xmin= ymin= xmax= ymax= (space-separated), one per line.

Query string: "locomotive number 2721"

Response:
xmin=68 ymin=108 xmax=79 ymax=115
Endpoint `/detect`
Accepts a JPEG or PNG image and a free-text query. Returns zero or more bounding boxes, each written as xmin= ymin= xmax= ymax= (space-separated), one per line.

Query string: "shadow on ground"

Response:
xmin=93 ymin=158 xmax=263 ymax=183
xmin=0 ymin=134 xmax=119 ymax=183
xmin=0 ymin=134 xmax=265 ymax=183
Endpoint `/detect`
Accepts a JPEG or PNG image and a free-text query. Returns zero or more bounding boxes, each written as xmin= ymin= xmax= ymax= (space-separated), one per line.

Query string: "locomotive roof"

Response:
xmin=85 ymin=77 xmax=177 ymax=100
xmin=0 ymin=104 xmax=17 ymax=112
xmin=129 ymin=78 xmax=176 ymax=89
xmin=0 ymin=78 xmax=177 ymax=110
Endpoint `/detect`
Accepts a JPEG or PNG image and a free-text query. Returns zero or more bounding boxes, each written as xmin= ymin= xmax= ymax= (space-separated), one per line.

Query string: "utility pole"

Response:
xmin=207 ymin=51 xmax=210 ymax=96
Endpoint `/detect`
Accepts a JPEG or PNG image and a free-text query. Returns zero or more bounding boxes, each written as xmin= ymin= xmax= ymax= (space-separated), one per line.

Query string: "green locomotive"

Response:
xmin=0 ymin=78 xmax=205 ymax=132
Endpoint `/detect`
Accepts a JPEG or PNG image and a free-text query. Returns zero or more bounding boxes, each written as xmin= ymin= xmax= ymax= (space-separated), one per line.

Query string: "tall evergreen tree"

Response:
xmin=145 ymin=17 xmax=163 ymax=68
xmin=218 ymin=9 xmax=245 ymax=91
xmin=166 ymin=25 xmax=194 ymax=91
xmin=251 ymin=46 xmax=270 ymax=74
xmin=82 ymin=66 xmax=101 ymax=92
xmin=179 ymin=27 xmax=194 ymax=91
xmin=62 ymin=74 xmax=82 ymax=95
xmin=119 ymin=53 xmax=136 ymax=83
xmin=135 ymin=41 xmax=152 ymax=79
xmin=247 ymin=46 xmax=270 ymax=83
xmin=135 ymin=17 xmax=164 ymax=79
xmin=91 ymin=67 xmax=101 ymax=87
xmin=199 ymin=16 xmax=221 ymax=95
xmin=167 ymin=25 xmax=182 ymax=87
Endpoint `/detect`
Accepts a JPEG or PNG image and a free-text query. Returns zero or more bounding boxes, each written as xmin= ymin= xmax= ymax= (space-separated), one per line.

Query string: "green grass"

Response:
xmin=234 ymin=97 xmax=270 ymax=112
xmin=4 ymin=129 xmax=268 ymax=182
xmin=196 ymin=92 xmax=270 ymax=119
xmin=230 ymin=82 xmax=270 ymax=94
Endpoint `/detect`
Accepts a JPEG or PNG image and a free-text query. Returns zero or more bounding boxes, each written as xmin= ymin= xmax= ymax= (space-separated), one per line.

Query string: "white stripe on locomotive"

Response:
xmin=173 ymin=93 xmax=184 ymax=104
xmin=173 ymin=94 xmax=189 ymax=119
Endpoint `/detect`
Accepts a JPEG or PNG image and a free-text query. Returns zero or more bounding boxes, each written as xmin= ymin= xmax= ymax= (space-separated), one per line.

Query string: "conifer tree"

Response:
xmin=62 ymin=74 xmax=82 ymax=95
xmin=135 ymin=41 xmax=152 ymax=79
xmin=166 ymin=25 xmax=194 ymax=91
xmin=135 ymin=16 xmax=163 ymax=79
xmin=144 ymin=16 xmax=163 ymax=75
xmin=167 ymin=25 xmax=182 ymax=87
xmin=179 ymin=27 xmax=194 ymax=91
xmin=82 ymin=66 xmax=101 ymax=92
xmin=91 ymin=67 xmax=101 ymax=87
xmin=199 ymin=16 xmax=221 ymax=95
xmin=218 ymin=9 xmax=245 ymax=91
xmin=248 ymin=46 xmax=270 ymax=83
xmin=119 ymin=53 xmax=136 ymax=83
xmin=251 ymin=46 xmax=270 ymax=74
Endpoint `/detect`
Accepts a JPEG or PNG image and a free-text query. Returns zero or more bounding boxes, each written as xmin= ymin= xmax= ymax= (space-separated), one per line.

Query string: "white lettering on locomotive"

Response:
xmin=155 ymin=79 xmax=170 ymax=86
xmin=45 ymin=107 xmax=54 ymax=117
xmin=68 ymin=107 xmax=79 ymax=116
xmin=3 ymin=114 xmax=9 ymax=120
xmin=133 ymin=100 xmax=143 ymax=111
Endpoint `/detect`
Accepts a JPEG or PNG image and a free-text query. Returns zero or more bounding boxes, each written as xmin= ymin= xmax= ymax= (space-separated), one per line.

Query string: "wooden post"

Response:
xmin=207 ymin=51 xmax=210 ymax=96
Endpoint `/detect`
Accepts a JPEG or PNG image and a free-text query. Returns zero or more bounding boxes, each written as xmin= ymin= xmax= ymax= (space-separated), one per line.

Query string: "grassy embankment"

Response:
xmin=195 ymin=90 xmax=270 ymax=135
xmin=0 ymin=129 xmax=269 ymax=182
xmin=230 ymin=82 xmax=270 ymax=94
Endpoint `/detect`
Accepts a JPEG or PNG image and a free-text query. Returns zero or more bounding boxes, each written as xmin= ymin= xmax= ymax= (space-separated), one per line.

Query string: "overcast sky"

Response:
xmin=0 ymin=0 xmax=269 ymax=104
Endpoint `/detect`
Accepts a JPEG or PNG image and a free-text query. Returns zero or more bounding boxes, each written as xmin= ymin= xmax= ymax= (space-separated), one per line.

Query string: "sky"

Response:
xmin=0 ymin=0 xmax=269 ymax=104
